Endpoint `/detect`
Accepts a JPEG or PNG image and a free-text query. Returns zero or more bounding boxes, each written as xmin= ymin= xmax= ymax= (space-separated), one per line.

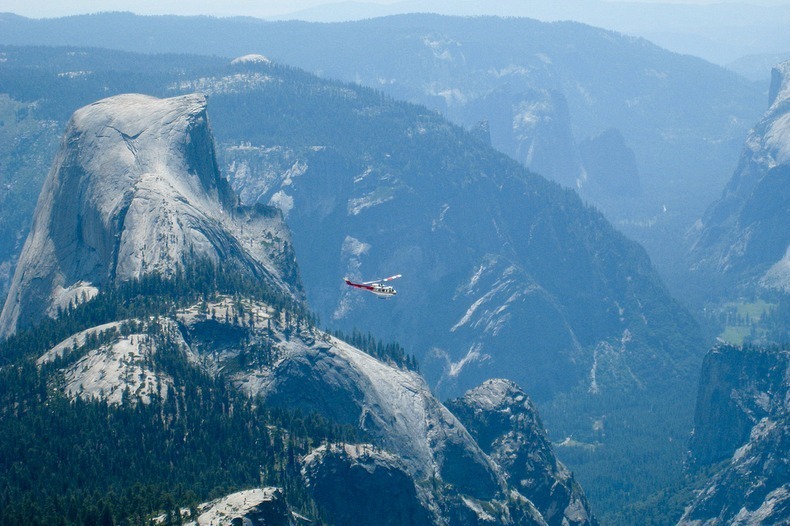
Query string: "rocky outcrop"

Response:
xmin=41 ymin=296 xmax=552 ymax=525
xmin=578 ymin=128 xmax=641 ymax=198
xmin=243 ymin=322 xmax=505 ymax=502
xmin=301 ymin=443 xmax=434 ymax=526
xmin=690 ymin=61 xmax=790 ymax=295
xmin=185 ymin=488 xmax=293 ymax=526
xmin=472 ymin=87 xmax=586 ymax=190
xmin=35 ymin=319 xmax=187 ymax=405
xmin=679 ymin=344 xmax=789 ymax=525
xmin=448 ymin=379 xmax=597 ymax=526
xmin=0 ymin=93 xmax=300 ymax=338
xmin=301 ymin=441 xmax=554 ymax=526
xmin=689 ymin=345 xmax=787 ymax=467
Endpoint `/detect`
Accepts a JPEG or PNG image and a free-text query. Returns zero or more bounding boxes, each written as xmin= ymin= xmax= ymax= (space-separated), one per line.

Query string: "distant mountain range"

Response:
xmin=264 ymin=0 xmax=790 ymax=67
xmin=0 ymin=12 xmax=766 ymax=293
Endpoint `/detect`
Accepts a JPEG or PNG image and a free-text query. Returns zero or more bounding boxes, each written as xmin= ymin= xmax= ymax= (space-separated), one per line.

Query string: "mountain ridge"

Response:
xmin=0 ymin=12 xmax=763 ymax=276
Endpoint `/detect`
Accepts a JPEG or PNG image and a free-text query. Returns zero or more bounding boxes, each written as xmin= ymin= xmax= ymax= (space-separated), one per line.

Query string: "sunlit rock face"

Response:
xmin=184 ymin=488 xmax=292 ymax=526
xmin=691 ymin=61 xmax=790 ymax=296
xmin=0 ymin=93 xmax=299 ymax=338
xmin=37 ymin=295 xmax=550 ymax=525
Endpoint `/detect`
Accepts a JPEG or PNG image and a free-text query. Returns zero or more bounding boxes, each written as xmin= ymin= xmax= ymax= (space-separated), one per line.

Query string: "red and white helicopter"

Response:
xmin=344 ymin=274 xmax=402 ymax=298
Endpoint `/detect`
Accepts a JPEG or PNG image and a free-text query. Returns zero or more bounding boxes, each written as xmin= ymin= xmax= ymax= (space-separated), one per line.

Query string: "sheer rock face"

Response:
xmin=447 ymin=379 xmax=597 ymax=526
xmin=301 ymin=443 xmax=434 ymax=526
xmin=689 ymin=345 xmax=788 ymax=467
xmin=300 ymin=442 xmax=551 ymax=526
xmin=578 ymin=128 xmax=641 ymax=198
xmin=691 ymin=61 xmax=790 ymax=294
xmin=40 ymin=298 xmax=536 ymax=524
xmin=0 ymin=93 xmax=300 ymax=338
xmin=680 ymin=345 xmax=790 ymax=526
xmin=252 ymin=331 xmax=504 ymax=501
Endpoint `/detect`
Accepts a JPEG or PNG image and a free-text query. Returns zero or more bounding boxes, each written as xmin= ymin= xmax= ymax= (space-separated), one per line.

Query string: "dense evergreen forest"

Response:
xmin=331 ymin=329 xmax=419 ymax=372
xmin=0 ymin=360 xmax=351 ymax=525
xmin=0 ymin=262 xmax=358 ymax=525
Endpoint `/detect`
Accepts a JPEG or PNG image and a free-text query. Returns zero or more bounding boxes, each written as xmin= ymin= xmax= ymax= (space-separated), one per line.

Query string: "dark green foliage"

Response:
xmin=543 ymin=382 xmax=697 ymax=526
xmin=763 ymin=298 xmax=790 ymax=344
xmin=0 ymin=314 xmax=352 ymax=525
xmin=0 ymin=45 xmax=225 ymax=121
xmin=0 ymin=259 xmax=313 ymax=366
xmin=604 ymin=462 xmax=723 ymax=526
xmin=0 ymin=359 xmax=348 ymax=525
xmin=331 ymin=328 xmax=419 ymax=372
xmin=0 ymin=261 xmax=346 ymax=524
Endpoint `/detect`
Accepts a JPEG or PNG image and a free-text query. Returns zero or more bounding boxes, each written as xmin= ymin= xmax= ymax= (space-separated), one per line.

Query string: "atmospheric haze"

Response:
xmin=4 ymin=0 xmax=790 ymax=64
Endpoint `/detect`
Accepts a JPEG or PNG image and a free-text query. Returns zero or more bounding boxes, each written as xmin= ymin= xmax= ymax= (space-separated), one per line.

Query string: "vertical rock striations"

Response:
xmin=680 ymin=344 xmax=789 ymax=525
xmin=0 ymin=93 xmax=300 ymax=338
xmin=691 ymin=61 xmax=790 ymax=295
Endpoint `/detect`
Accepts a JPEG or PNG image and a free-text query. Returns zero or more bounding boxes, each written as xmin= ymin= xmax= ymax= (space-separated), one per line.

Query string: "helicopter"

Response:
xmin=344 ymin=274 xmax=402 ymax=298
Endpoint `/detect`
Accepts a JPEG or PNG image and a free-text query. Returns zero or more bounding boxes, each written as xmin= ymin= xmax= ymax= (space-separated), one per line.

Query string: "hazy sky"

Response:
xmin=4 ymin=0 xmax=789 ymax=19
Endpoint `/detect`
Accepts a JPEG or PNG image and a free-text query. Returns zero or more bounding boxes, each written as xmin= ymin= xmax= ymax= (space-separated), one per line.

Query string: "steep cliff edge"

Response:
xmin=679 ymin=344 xmax=789 ymax=525
xmin=448 ymin=379 xmax=597 ymax=526
xmin=0 ymin=93 xmax=300 ymax=338
xmin=690 ymin=61 xmax=790 ymax=295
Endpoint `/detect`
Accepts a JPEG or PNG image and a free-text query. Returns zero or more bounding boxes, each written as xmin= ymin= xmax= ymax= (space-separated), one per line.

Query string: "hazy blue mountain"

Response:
xmin=578 ymin=128 xmax=641 ymax=198
xmin=728 ymin=52 xmax=790 ymax=83
xmin=197 ymin=58 xmax=703 ymax=405
xmin=201 ymin=58 xmax=705 ymax=523
xmin=0 ymin=12 xmax=766 ymax=294
xmin=690 ymin=61 xmax=790 ymax=300
xmin=266 ymin=0 xmax=790 ymax=67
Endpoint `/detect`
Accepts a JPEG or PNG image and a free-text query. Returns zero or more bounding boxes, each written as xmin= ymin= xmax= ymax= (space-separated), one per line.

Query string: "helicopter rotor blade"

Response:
xmin=360 ymin=274 xmax=402 ymax=285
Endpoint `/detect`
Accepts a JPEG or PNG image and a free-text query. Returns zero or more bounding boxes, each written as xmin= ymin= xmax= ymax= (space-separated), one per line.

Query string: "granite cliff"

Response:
xmin=679 ymin=344 xmax=789 ymax=525
xmin=691 ymin=61 xmax=790 ymax=296
xmin=0 ymin=93 xmax=300 ymax=338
